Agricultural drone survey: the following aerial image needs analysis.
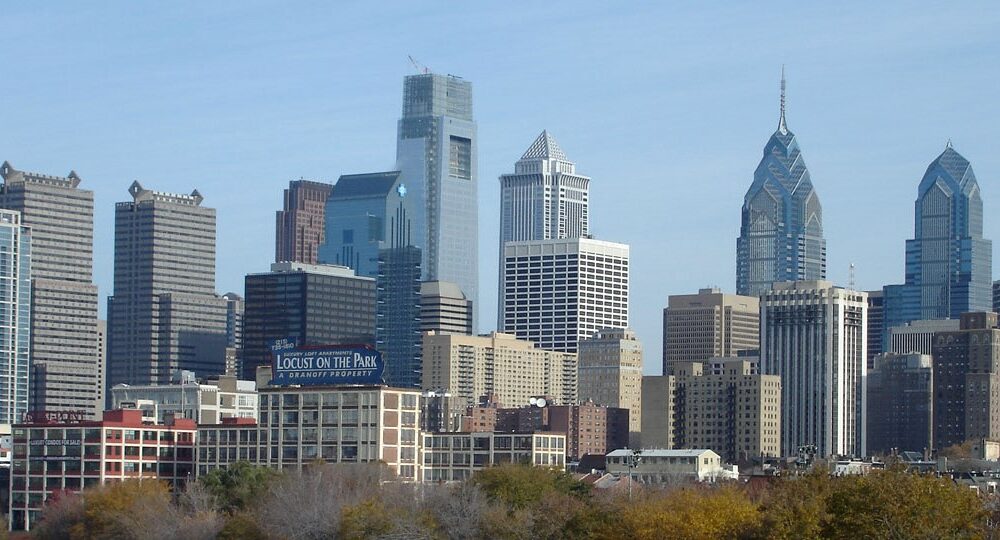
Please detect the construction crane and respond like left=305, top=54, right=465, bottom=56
left=408, top=55, right=430, bottom=74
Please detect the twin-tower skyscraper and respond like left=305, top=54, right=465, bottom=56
left=736, top=73, right=991, bottom=328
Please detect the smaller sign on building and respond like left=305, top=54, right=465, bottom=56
left=28, top=439, right=82, bottom=447
left=271, top=343, right=384, bottom=386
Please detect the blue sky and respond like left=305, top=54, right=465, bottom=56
left=2, top=2, right=999, bottom=373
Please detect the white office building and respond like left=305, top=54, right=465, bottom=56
left=500, top=238, right=628, bottom=353
left=761, top=281, right=867, bottom=458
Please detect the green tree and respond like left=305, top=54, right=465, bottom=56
left=197, top=461, right=278, bottom=513
left=470, top=463, right=590, bottom=510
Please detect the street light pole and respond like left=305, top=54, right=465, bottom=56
left=626, top=448, right=642, bottom=500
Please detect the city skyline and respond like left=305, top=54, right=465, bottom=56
left=3, top=2, right=999, bottom=371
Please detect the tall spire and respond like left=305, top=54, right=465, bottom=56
left=778, top=65, right=788, bottom=135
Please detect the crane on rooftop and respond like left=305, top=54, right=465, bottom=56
left=408, top=55, right=431, bottom=74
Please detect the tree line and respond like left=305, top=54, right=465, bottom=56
left=24, top=461, right=1000, bottom=539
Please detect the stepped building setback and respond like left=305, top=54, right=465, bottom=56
left=736, top=73, right=826, bottom=296
left=0, top=162, right=102, bottom=418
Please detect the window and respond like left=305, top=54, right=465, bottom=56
left=449, top=136, right=472, bottom=179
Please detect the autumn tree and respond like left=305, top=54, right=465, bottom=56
left=251, top=462, right=387, bottom=539
left=822, top=468, right=985, bottom=539
left=756, top=468, right=834, bottom=539
left=597, top=486, right=761, bottom=540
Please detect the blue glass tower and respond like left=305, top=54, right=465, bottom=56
left=317, top=170, right=423, bottom=387
left=318, top=171, right=415, bottom=278
left=737, top=74, right=826, bottom=296
left=396, top=74, right=478, bottom=329
left=883, top=145, right=992, bottom=332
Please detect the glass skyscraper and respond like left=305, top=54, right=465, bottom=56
left=396, top=74, right=478, bottom=328
left=0, top=210, right=31, bottom=426
left=318, top=171, right=414, bottom=278
left=737, top=76, right=826, bottom=296
left=883, top=145, right=992, bottom=331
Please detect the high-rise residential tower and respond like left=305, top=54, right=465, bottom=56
left=275, top=179, right=333, bottom=264
left=662, top=288, right=759, bottom=374
left=500, top=238, right=629, bottom=353
left=736, top=74, right=826, bottom=296
left=760, top=281, right=867, bottom=458
left=883, top=145, right=992, bottom=331
left=396, top=73, right=478, bottom=327
left=0, top=210, right=31, bottom=425
left=0, top=163, right=101, bottom=417
left=931, top=312, right=1000, bottom=449
left=577, top=328, right=643, bottom=444
left=107, top=182, right=228, bottom=388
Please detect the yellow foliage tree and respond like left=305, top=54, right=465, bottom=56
left=601, top=486, right=761, bottom=540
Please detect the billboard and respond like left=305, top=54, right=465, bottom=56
left=271, top=343, right=384, bottom=386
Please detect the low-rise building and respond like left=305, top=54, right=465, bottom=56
left=460, top=399, right=628, bottom=461
left=605, top=448, right=737, bottom=483
left=111, top=371, right=258, bottom=424
left=421, top=432, right=565, bottom=482
left=9, top=409, right=197, bottom=532
left=196, top=417, right=260, bottom=477
left=256, top=385, right=422, bottom=481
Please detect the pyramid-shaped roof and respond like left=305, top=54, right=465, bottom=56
left=520, top=130, right=568, bottom=161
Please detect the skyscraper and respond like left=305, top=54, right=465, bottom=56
left=760, top=281, right=867, bottom=457
left=736, top=74, right=826, bottom=296
left=318, top=171, right=415, bottom=278
left=376, top=246, right=422, bottom=388
left=107, top=182, right=228, bottom=387
left=396, top=73, right=478, bottom=327
left=883, top=145, right=992, bottom=331
left=662, top=288, right=759, bottom=374
left=317, top=169, right=421, bottom=387
left=275, top=179, right=333, bottom=264
left=0, top=162, right=101, bottom=417
left=0, top=210, right=31, bottom=425
left=500, top=238, right=629, bottom=353
left=499, top=130, right=589, bottom=246
left=866, top=290, right=884, bottom=370
left=498, top=131, right=590, bottom=327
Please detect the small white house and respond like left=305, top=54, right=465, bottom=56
left=606, top=448, right=738, bottom=483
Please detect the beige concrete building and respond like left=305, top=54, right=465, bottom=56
left=577, top=328, right=643, bottom=444
left=420, top=281, right=473, bottom=335
left=422, top=332, right=577, bottom=416
left=662, top=288, right=759, bottom=374
left=421, top=432, right=566, bottom=482
left=257, top=385, right=422, bottom=480
left=641, top=358, right=780, bottom=462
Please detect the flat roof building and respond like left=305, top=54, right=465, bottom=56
left=662, top=288, right=759, bottom=374
left=9, top=409, right=197, bottom=531
left=242, top=262, right=375, bottom=379
left=422, top=332, right=577, bottom=417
